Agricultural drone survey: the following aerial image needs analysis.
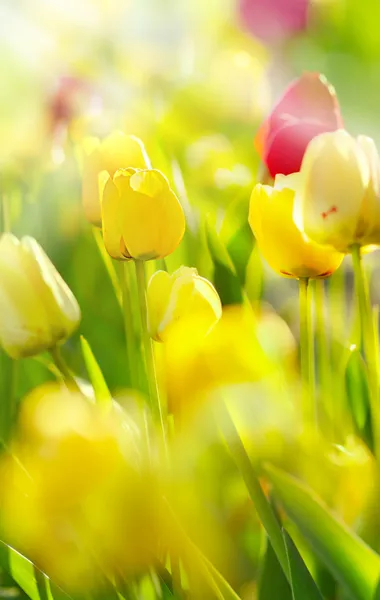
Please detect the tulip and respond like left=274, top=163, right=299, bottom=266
left=239, top=0, right=309, bottom=44
left=102, top=168, right=185, bottom=261
left=294, top=129, right=380, bottom=252
left=164, top=305, right=271, bottom=415
left=0, top=234, right=81, bottom=359
left=147, top=266, right=222, bottom=342
left=249, top=174, right=343, bottom=278
left=82, top=131, right=150, bottom=226
left=255, top=72, right=343, bottom=177
left=0, top=384, right=158, bottom=592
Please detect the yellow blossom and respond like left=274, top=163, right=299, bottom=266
left=82, top=131, right=150, bottom=226
left=0, top=234, right=80, bottom=359
left=294, top=129, right=380, bottom=252
left=102, top=168, right=185, bottom=261
left=0, top=384, right=158, bottom=593
left=249, top=174, right=343, bottom=278
left=147, top=266, right=222, bottom=342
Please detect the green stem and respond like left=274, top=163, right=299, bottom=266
left=351, top=244, right=380, bottom=458
left=134, top=260, right=167, bottom=451
left=50, top=346, right=81, bottom=393
left=314, top=279, right=331, bottom=435
left=120, top=262, right=138, bottom=389
left=218, top=401, right=290, bottom=582
left=299, top=278, right=316, bottom=428
left=92, top=226, right=122, bottom=307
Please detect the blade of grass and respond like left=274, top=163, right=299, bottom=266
left=80, top=335, right=112, bottom=405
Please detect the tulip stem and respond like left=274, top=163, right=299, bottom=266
left=314, top=279, right=331, bottom=434
left=351, top=244, right=380, bottom=458
left=134, top=260, right=167, bottom=452
left=299, top=278, right=316, bottom=428
left=50, top=346, right=81, bottom=393
left=217, top=400, right=290, bottom=582
left=120, top=262, right=139, bottom=389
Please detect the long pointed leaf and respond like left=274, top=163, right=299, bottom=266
left=283, top=531, right=323, bottom=600
left=80, top=335, right=112, bottom=405
left=258, top=541, right=292, bottom=600
left=266, top=465, right=380, bottom=600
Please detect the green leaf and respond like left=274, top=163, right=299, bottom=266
left=345, top=348, right=372, bottom=442
left=283, top=531, right=323, bottom=600
left=226, top=221, right=254, bottom=286
left=266, top=465, right=380, bottom=600
left=0, top=542, right=71, bottom=600
left=258, top=541, right=292, bottom=600
left=205, top=219, right=243, bottom=306
left=80, top=335, right=112, bottom=405
left=373, top=578, right=380, bottom=599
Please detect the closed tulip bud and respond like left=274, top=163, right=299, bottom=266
left=102, top=168, right=185, bottom=261
left=255, top=72, right=343, bottom=177
left=249, top=174, right=343, bottom=278
left=295, top=129, right=380, bottom=253
left=0, top=234, right=81, bottom=359
left=147, top=267, right=222, bottom=342
left=82, top=131, right=150, bottom=226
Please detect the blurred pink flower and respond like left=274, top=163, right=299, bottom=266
left=238, top=0, right=309, bottom=44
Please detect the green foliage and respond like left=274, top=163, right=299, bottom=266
left=283, top=531, right=323, bottom=600
left=267, top=465, right=380, bottom=600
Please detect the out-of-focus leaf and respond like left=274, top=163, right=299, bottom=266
left=266, top=465, right=380, bottom=600
left=345, top=348, right=371, bottom=443
left=258, top=541, right=292, bottom=600
left=80, top=335, right=112, bottom=405
left=226, top=221, right=254, bottom=286
left=373, top=578, right=380, bottom=599
left=0, top=542, right=71, bottom=600
left=283, top=531, right=323, bottom=600
left=205, top=219, right=243, bottom=305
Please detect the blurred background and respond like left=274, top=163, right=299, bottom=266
left=1, top=1, right=380, bottom=598
left=1, top=0, right=379, bottom=400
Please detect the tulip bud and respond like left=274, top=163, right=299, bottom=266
left=147, top=267, right=222, bottom=342
left=255, top=72, right=343, bottom=177
left=102, top=168, right=185, bottom=261
left=82, top=131, right=150, bottom=226
left=295, top=129, right=380, bottom=252
left=249, top=174, right=343, bottom=278
left=0, top=234, right=81, bottom=358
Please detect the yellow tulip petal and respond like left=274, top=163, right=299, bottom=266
left=101, top=132, right=150, bottom=175
left=0, top=234, right=54, bottom=357
left=356, top=135, right=380, bottom=244
left=82, top=146, right=103, bottom=226
left=147, top=270, right=173, bottom=341
left=101, top=175, right=131, bottom=260
left=120, top=170, right=185, bottom=260
left=249, top=182, right=343, bottom=278
left=297, top=130, right=370, bottom=252
left=21, top=237, right=81, bottom=340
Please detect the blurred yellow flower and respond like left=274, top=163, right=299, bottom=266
left=0, top=384, right=159, bottom=592
left=82, top=131, right=150, bottom=226
left=164, top=305, right=271, bottom=415
left=102, top=168, right=185, bottom=261
left=147, top=266, right=222, bottom=342
left=294, top=130, right=380, bottom=252
left=0, top=234, right=80, bottom=359
left=249, top=174, right=343, bottom=278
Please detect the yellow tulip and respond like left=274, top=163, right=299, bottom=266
left=164, top=305, right=271, bottom=416
left=249, top=174, right=343, bottom=278
left=0, top=234, right=80, bottom=359
left=0, top=384, right=159, bottom=592
left=82, top=131, right=150, bottom=226
left=295, top=129, right=380, bottom=252
left=102, top=168, right=185, bottom=261
left=147, top=266, right=222, bottom=342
